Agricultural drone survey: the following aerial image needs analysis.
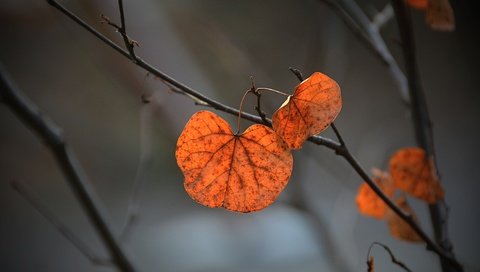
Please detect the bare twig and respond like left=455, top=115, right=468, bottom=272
left=250, top=77, right=269, bottom=125
left=10, top=180, right=112, bottom=267
left=43, top=0, right=458, bottom=266
left=100, top=0, right=138, bottom=61
left=367, top=242, right=412, bottom=272
left=318, top=0, right=409, bottom=102
left=391, top=1, right=461, bottom=271
left=45, top=0, right=338, bottom=148
left=0, top=65, right=137, bottom=272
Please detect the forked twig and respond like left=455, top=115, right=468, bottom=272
left=100, top=0, right=138, bottom=61
left=250, top=77, right=269, bottom=125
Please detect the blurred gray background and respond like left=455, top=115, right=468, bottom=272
left=1, top=0, right=479, bottom=271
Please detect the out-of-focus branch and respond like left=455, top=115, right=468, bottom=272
left=318, top=0, right=409, bottom=102
left=391, top=1, right=461, bottom=272
left=10, top=180, right=112, bottom=267
left=0, top=65, right=137, bottom=272
left=120, top=100, right=154, bottom=242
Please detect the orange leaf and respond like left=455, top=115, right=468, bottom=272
left=175, top=111, right=293, bottom=213
left=386, top=195, right=423, bottom=243
left=356, top=169, right=395, bottom=219
left=389, top=147, right=444, bottom=204
left=426, top=0, right=455, bottom=31
left=272, top=72, right=342, bottom=149
left=406, top=0, right=428, bottom=10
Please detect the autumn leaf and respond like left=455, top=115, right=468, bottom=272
left=426, top=0, right=455, bottom=31
left=175, top=110, right=293, bottom=213
left=389, top=147, right=444, bottom=204
left=386, top=195, right=423, bottom=243
left=406, top=0, right=428, bottom=10
left=272, top=72, right=342, bottom=149
left=356, top=169, right=395, bottom=219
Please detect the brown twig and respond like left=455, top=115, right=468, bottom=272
left=100, top=0, right=138, bottom=61
left=0, top=65, right=137, bottom=272
left=391, top=1, right=461, bottom=271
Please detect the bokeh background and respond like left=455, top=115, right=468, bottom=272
left=1, top=0, right=479, bottom=271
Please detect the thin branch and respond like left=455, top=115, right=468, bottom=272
left=250, top=77, right=269, bottom=125
left=43, top=0, right=458, bottom=266
left=45, top=0, right=337, bottom=149
left=391, top=1, right=461, bottom=271
left=0, top=65, right=137, bottom=272
left=10, top=180, right=112, bottom=267
left=318, top=0, right=409, bottom=103
left=120, top=101, right=154, bottom=242
left=367, top=242, right=412, bottom=272
left=100, top=13, right=138, bottom=61
left=330, top=122, right=345, bottom=147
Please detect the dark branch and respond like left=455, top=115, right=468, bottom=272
left=0, top=65, right=137, bottom=272
left=10, top=180, right=112, bottom=267
left=391, top=1, right=461, bottom=271
left=330, top=122, right=345, bottom=147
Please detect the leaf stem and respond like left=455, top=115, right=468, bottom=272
left=255, top=87, right=289, bottom=97
left=235, top=89, right=253, bottom=135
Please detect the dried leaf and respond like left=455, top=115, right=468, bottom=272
left=426, top=0, right=455, bottom=31
left=386, top=195, right=423, bottom=243
left=389, top=147, right=444, bottom=204
left=356, top=169, right=395, bottom=219
left=175, top=111, right=293, bottom=213
left=272, top=72, right=342, bottom=149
